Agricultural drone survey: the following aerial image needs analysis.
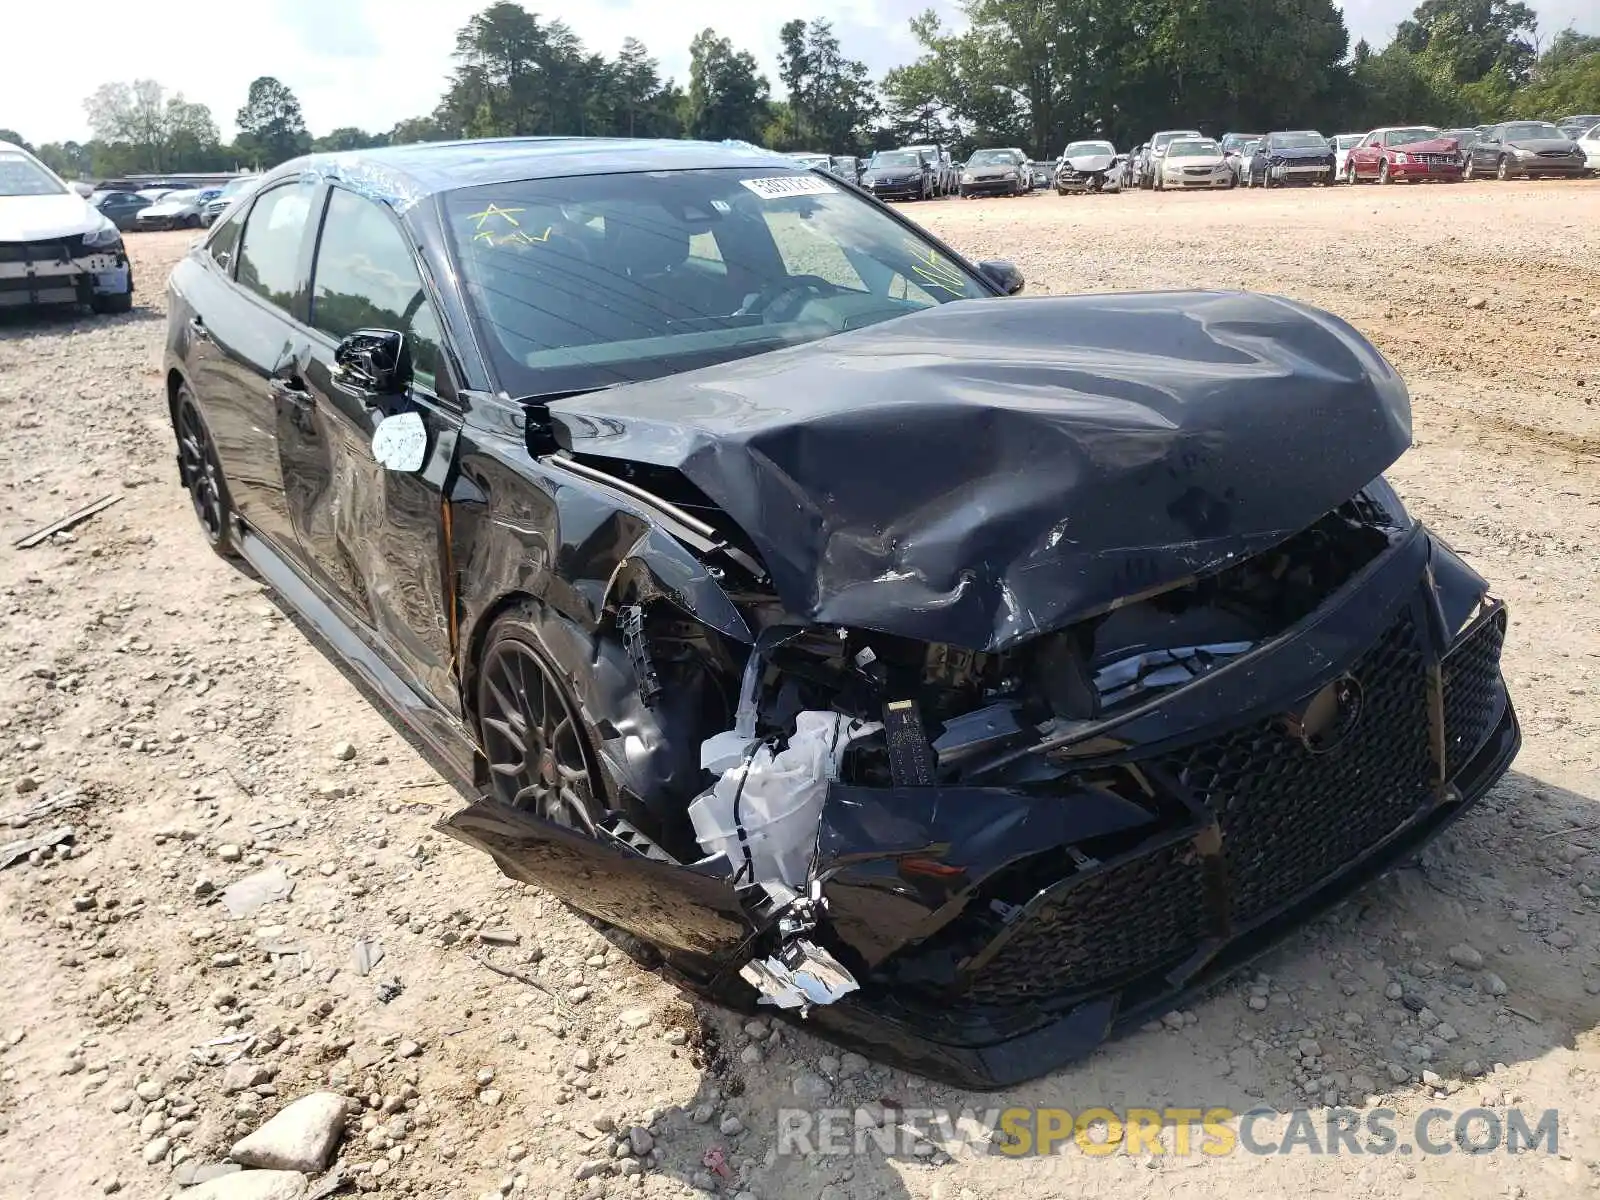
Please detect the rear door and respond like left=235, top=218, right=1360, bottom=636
left=278, top=183, right=464, bottom=716
left=182, top=176, right=321, bottom=569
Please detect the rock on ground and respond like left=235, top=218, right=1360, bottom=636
left=178, top=1170, right=308, bottom=1200
left=230, top=1092, right=348, bottom=1174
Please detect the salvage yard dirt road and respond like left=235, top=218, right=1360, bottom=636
left=2, top=180, right=1598, bottom=1200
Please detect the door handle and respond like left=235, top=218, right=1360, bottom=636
left=188, top=316, right=212, bottom=343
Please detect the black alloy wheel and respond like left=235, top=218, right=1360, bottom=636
left=176, top=387, right=233, bottom=556
left=477, top=620, right=604, bottom=832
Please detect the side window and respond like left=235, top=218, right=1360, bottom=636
left=207, top=204, right=246, bottom=273
left=236, top=181, right=316, bottom=311
left=310, top=187, right=442, bottom=390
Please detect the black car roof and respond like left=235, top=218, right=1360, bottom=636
left=258, top=137, right=798, bottom=210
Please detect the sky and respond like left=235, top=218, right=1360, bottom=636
left=2, top=0, right=1595, bottom=145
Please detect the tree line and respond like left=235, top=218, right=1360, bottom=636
left=4, top=0, right=1597, bottom=180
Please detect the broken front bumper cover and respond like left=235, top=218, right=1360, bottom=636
left=0, top=244, right=130, bottom=307
left=440, top=524, right=1518, bottom=1090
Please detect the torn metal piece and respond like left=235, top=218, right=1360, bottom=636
left=620, top=604, right=663, bottom=707
left=931, top=703, right=1028, bottom=767
left=218, top=864, right=295, bottom=919
left=0, top=824, right=74, bottom=869
left=739, top=939, right=860, bottom=1013
left=2, top=788, right=83, bottom=830
left=13, top=494, right=122, bottom=549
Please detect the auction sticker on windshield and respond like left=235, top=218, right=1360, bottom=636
left=741, top=176, right=837, bottom=200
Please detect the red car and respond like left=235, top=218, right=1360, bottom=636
left=1345, top=126, right=1464, bottom=184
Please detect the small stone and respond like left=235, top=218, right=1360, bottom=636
left=396, top=1040, right=421, bottom=1058
left=628, top=1126, right=654, bottom=1156
left=739, top=1044, right=763, bottom=1066
left=1421, top=1069, right=1442, bottom=1087
left=218, top=844, right=243, bottom=863
left=1447, top=943, right=1484, bottom=970
left=1161, top=1010, right=1185, bottom=1031
left=792, top=1071, right=831, bottom=1102
left=1384, top=981, right=1404, bottom=1001
left=618, top=1008, right=653, bottom=1030
left=476, top=1067, right=496, bottom=1086
left=143, top=1136, right=171, bottom=1165
left=720, top=1114, right=744, bottom=1136
left=1298, top=1039, right=1322, bottom=1058
left=820, top=1187, right=847, bottom=1200
left=1351, top=1074, right=1376, bottom=1095
left=572, top=1048, right=595, bottom=1072
left=1483, top=972, right=1509, bottom=997
left=107, top=1091, right=135, bottom=1114
left=332, top=742, right=357, bottom=761
left=839, top=1052, right=868, bottom=1078
left=1466, top=296, right=1487, bottom=310
left=1247, top=995, right=1268, bottom=1011
left=223, top=1062, right=272, bottom=1094
left=1387, top=1064, right=1410, bottom=1084
left=1435, top=1022, right=1459, bottom=1043
left=1545, top=929, right=1575, bottom=949
left=479, top=1089, right=502, bottom=1107
left=176, top=1170, right=306, bottom=1200
left=135, top=1079, right=164, bottom=1102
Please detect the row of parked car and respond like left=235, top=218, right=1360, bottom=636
left=87, top=175, right=263, bottom=232
left=1081, top=114, right=1600, bottom=195
left=786, top=146, right=1053, bottom=202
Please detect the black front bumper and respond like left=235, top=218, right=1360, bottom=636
left=792, top=528, right=1520, bottom=1089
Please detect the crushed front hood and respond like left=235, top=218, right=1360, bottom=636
left=1065, top=155, right=1114, bottom=171
left=548, top=291, right=1412, bottom=651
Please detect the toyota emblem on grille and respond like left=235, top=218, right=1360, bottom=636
left=1285, top=675, right=1364, bottom=754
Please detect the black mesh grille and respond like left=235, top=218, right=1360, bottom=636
left=963, top=840, right=1205, bottom=1005
left=1442, top=608, right=1507, bottom=777
left=1165, top=606, right=1433, bottom=925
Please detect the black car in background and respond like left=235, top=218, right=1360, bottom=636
left=162, top=137, right=1516, bottom=1089
left=1467, top=121, right=1589, bottom=179
left=862, top=147, right=936, bottom=200
left=91, top=189, right=153, bottom=231
left=1245, top=130, right=1337, bottom=186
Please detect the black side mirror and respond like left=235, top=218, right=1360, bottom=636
left=334, top=329, right=411, bottom=398
left=977, top=259, right=1025, bottom=296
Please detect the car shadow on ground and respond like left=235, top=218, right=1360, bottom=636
left=0, top=303, right=163, bottom=340
left=241, top=561, right=1596, bottom=1188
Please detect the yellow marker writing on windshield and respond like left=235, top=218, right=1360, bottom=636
left=465, top=203, right=525, bottom=231
left=903, top=240, right=967, bottom=296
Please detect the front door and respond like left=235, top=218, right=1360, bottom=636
left=278, top=183, right=463, bottom=717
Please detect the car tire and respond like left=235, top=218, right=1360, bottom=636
left=1496, top=155, right=1512, bottom=181
left=1261, top=167, right=1271, bottom=189
left=1379, top=159, right=1391, bottom=184
left=92, top=289, right=134, bottom=315
left=1463, top=157, right=1476, bottom=180
left=1346, top=161, right=1359, bottom=185
left=474, top=602, right=610, bottom=832
left=174, top=383, right=235, bottom=558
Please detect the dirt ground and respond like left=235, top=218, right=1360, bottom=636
left=2, top=179, right=1598, bottom=1200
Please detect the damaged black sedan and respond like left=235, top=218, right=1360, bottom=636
left=163, top=138, right=1518, bottom=1089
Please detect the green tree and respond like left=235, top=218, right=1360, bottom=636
left=388, top=115, right=449, bottom=145
left=437, top=2, right=590, bottom=137
left=772, top=18, right=878, bottom=151
left=0, top=129, right=33, bottom=152
left=685, top=28, right=770, bottom=143
left=313, top=127, right=389, bottom=153
left=1514, top=31, right=1600, bottom=117
left=84, top=80, right=223, bottom=172
left=1395, top=0, right=1538, bottom=86
left=236, top=77, right=310, bottom=167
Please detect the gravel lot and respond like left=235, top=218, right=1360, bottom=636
left=2, top=180, right=1598, bottom=1200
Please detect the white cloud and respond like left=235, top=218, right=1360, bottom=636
left=1, top=0, right=1594, bottom=146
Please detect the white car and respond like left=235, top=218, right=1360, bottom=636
left=1579, top=122, right=1600, bottom=172
left=1331, top=133, right=1365, bottom=180
left=1157, top=137, right=1234, bottom=189
left=134, top=187, right=221, bottom=232
left=0, top=139, right=133, bottom=313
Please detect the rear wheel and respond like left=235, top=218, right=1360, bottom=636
left=476, top=608, right=607, bottom=830
left=175, top=384, right=235, bottom=557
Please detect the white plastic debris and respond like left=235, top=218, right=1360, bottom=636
left=690, top=711, right=879, bottom=887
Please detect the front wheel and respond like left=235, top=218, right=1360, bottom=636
left=1346, top=161, right=1359, bottom=185
left=476, top=605, right=609, bottom=831
left=1261, top=168, right=1271, bottom=189
left=1379, top=159, right=1391, bottom=184
left=1463, top=156, right=1476, bottom=180
left=174, top=384, right=235, bottom=558
left=1496, top=156, right=1512, bottom=181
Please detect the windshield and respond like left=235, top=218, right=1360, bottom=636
left=1167, top=140, right=1220, bottom=158
left=1335, top=134, right=1364, bottom=149
left=1382, top=128, right=1437, bottom=146
left=0, top=150, right=66, bottom=197
left=1065, top=142, right=1114, bottom=157
left=444, top=167, right=990, bottom=398
left=156, top=190, right=200, bottom=205
left=1268, top=132, right=1326, bottom=149
left=966, top=150, right=1017, bottom=166
left=218, top=177, right=255, bottom=198
left=1503, top=122, right=1564, bottom=141
left=1151, top=132, right=1199, bottom=151
left=870, top=151, right=921, bottom=169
